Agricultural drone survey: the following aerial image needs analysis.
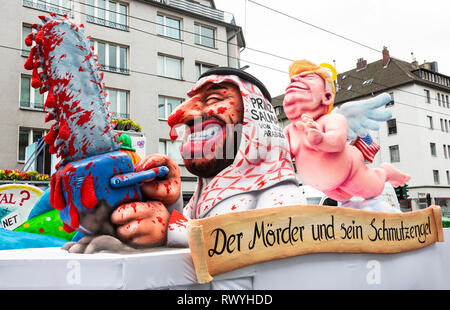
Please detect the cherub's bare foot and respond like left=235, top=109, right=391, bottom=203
left=379, top=163, right=410, bottom=187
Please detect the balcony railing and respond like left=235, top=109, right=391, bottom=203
left=111, top=112, right=130, bottom=120
left=100, top=64, right=130, bottom=75
left=86, top=15, right=129, bottom=31
left=23, top=0, right=72, bottom=17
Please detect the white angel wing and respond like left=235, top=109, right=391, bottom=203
left=332, top=93, right=393, bottom=140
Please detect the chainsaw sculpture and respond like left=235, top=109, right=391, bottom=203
left=24, top=14, right=168, bottom=235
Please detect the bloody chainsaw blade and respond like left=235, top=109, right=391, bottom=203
left=24, top=14, right=168, bottom=233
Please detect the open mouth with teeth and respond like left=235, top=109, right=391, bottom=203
left=180, top=119, right=226, bottom=158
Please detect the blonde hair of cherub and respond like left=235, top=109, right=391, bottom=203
left=288, top=60, right=336, bottom=114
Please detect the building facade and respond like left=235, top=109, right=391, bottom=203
left=0, top=0, right=245, bottom=203
left=272, top=48, right=450, bottom=215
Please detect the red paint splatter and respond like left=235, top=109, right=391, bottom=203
left=39, top=228, right=44, bottom=233
left=168, top=210, right=187, bottom=228
left=217, top=107, right=226, bottom=114
left=80, top=174, right=97, bottom=209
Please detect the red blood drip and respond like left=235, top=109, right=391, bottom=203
left=49, top=145, right=57, bottom=154
left=80, top=174, right=98, bottom=209
left=169, top=127, right=178, bottom=141
left=24, top=47, right=36, bottom=70
left=59, top=118, right=70, bottom=140
left=44, top=91, right=56, bottom=109
left=52, top=179, right=66, bottom=211
left=35, top=30, right=44, bottom=45
left=25, top=33, right=34, bottom=47
left=62, top=223, right=74, bottom=233
left=31, top=67, right=42, bottom=88
left=44, top=125, right=57, bottom=145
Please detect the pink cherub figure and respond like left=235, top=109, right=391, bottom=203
left=283, top=60, right=410, bottom=202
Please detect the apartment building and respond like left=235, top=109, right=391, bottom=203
left=272, top=47, right=450, bottom=214
left=0, top=0, right=245, bottom=203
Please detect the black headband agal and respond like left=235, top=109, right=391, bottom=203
left=199, top=67, right=272, bottom=103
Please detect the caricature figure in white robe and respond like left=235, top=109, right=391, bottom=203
left=166, top=68, right=306, bottom=247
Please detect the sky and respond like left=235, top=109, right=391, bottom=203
left=214, top=0, right=450, bottom=97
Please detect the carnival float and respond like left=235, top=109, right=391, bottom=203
left=0, top=14, right=448, bottom=290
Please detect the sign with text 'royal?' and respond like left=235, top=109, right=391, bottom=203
left=187, top=205, right=444, bottom=283
left=0, top=184, right=43, bottom=230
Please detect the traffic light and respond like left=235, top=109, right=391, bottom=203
left=395, top=184, right=409, bottom=200
left=401, top=184, right=409, bottom=199
left=395, top=186, right=404, bottom=200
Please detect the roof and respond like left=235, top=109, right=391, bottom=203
left=335, top=57, right=450, bottom=104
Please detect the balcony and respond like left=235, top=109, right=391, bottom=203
left=23, top=0, right=72, bottom=17
left=86, top=15, right=129, bottom=31
left=154, top=0, right=236, bottom=24
left=111, top=112, right=130, bottom=120
left=100, top=64, right=130, bottom=75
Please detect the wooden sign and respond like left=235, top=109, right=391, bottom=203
left=187, top=205, right=444, bottom=283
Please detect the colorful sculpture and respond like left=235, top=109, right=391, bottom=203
left=166, top=67, right=306, bottom=246
left=24, top=14, right=169, bottom=237
left=283, top=60, right=410, bottom=202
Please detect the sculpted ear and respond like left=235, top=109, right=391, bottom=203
left=322, top=91, right=335, bottom=107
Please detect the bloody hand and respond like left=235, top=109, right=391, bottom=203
left=134, top=154, right=181, bottom=206
left=111, top=201, right=170, bottom=246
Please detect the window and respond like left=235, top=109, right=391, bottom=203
left=157, top=14, right=181, bottom=40
left=158, top=54, right=182, bottom=79
left=106, top=88, right=129, bottom=119
left=430, top=143, right=437, bottom=157
left=159, top=140, right=184, bottom=165
left=23, top=0, right=72, bottom=16
left=18, top=127, right=46, bottom=162
left=22, top=25, right=33, bottom=57
left=389, top=145, right=400, bottom=162
left=194, top=23, right=215, bottom=48
left=362, top=78, right=373, bottom=86
left=20, top=76, right=46, bottom=109
left=427, top=115, right=433, bottom=129
left=433, top=170, right=440, bottom=185
left=195, top=62, right=216, bottom=80
left=440, top=118, right=444, bottom=131
left=91, top=40, right=128, bottom=74
left=444, top=144, right=448, bottom=159
left=437, top=93, right=441, bottom=106
left=446, top=120, right=449, bottom=133
left=424, top=89, right=430, bottom=103
left=386, top=92, right=394, bottom=107
left=447, top=171, right=450, bottom=185
left=446, top=95, right=449, bottom=108
left=158, top=96, right=182, bottom=120
left=86, top=0, right=128, bottom=31
left=387, top=119, right=397, bottom=135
